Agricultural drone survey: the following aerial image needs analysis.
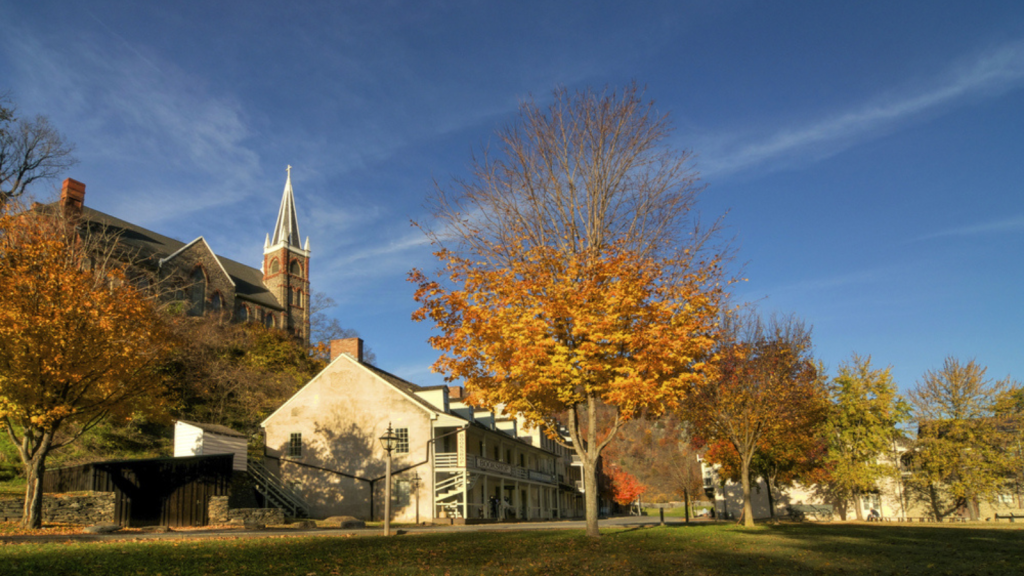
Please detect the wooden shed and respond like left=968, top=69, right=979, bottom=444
left=43, top=453, right=232, bottom=527
left=173, top=420, right=248, bottom=471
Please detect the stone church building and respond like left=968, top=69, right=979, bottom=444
left=54, top=168, right=311, bottom=341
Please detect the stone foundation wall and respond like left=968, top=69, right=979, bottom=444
left=209, top=495, right=229, bottom=523
left=208, top=495, right=285, bottom=525
left=0, top=492, right=115, bottom=524
left=227, top=507, right=285, bottom=525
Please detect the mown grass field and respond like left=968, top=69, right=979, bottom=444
left=1, top=522, right=1022, bottom=576
left=643, top=506, right=709, bottom=517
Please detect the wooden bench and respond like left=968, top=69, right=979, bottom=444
left=995, top=513, right=1024, bottom=523
left=787, top=505, right=834, bottom=522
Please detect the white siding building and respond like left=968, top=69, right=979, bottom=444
left=174, top=420, right=248, bottom=472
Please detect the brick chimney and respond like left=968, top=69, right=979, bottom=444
left=331, top=337, right=363, bottom=363
left=448, top=386, right=464, bottom=401
left=60, top=178, right=86, bottom=215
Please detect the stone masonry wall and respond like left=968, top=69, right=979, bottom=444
left=0, top=492, right=115, bottom=524
left=209, top=496, right=229, bottom=523
left=208, top=495, right=285, bottom=525
left=227, top=507, right=285, bottom=525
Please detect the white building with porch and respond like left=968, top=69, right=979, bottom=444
left=260, top=338, right=586, bottom=523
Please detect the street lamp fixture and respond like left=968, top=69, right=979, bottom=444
left=379, top=423, right=398, bottom=537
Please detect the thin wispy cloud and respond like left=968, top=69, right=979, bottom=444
left=330, top=232, right=432, bottom=268
left=747, top=267, right=888, bottom=300
left=0, top=25, right=263, bottom=226
left=311, top=230, right=434, bottom=299
left=916, top=215, right=1024, bottom=241
left=703, top=40, right=1024, bottom=176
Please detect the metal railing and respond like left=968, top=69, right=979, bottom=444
left=435, top=453, right=556, bottom=484
left=435, top=453, right=459, bottom=468
left=434, top=473, right=465, bottom=500
left=247, top=460, right=309, bottom=518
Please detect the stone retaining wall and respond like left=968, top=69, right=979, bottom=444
left=0, top=492, right=115, bottom=524
left=208, top=495, right=285, bottom=525
left=209, top=495, right=229, bottom=523
left=227, top=507, right=285, bottom=525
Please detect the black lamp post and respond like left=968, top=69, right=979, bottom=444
left=379, top=423, right=398, bottom=537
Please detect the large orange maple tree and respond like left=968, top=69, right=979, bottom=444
left=412, top=83, right=728, bottom=537
left=412, top=242, right=724, bottom=535
left=0, top=203, right=169, bottom=528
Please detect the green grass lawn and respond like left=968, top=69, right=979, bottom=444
left=1, top=523, right=1022, bottom=576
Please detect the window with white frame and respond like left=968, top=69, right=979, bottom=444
left=395, top=428, right=409, bottom=454
left=998, top=493, right=1015, bottom=505
left=288, top=433, right=302, bottom=457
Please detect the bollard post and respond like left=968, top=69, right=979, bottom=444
left=660, top=507, right=665, bottom=526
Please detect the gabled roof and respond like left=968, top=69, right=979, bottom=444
left=261, top=353, right=446, bottom=427
left=176, top=419, right=247, bottom=438
left=360, top=362, right=448, bottom=413
left=74, top=206, right=282, bottom=310
left=261, top=355, right=562, bottom=457
left=159, top=236, right=236, bottom=288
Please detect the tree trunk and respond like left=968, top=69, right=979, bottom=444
left=683, top=488, right=691, bottom=523
left=22, top=455, right=46, bottom=529
left=740, top=457, right=754, bottom=527
left=766, top=477, right=776, bottom=522
left=928, top=484, right=944, bottom=520
left=583, top=458, right=600, bottom=537
left=852, top=489, right=864, bottom=521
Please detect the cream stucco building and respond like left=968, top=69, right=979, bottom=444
left=261, top=338, right=587, bottom=523
left=701, top=451, right=1023, bottom=521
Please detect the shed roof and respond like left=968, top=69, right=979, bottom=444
left=176, top=420, right=247, bottom=438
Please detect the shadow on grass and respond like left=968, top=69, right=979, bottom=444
left=3, top=523, right=1023, bottom=576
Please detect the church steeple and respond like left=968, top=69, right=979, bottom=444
left=262, top=166, right=311, bottom=342
left=270, top=165, right=302, bottom=250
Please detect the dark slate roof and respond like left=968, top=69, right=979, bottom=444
left=177, top=420, right=248, bottom=438
left=359, top=362, right=447, bottom=414
left=356, top=361, right=552, bottom=451
left=75, top=206, right=282, bottom=310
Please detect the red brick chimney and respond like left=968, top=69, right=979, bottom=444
left=331, top=337, right=363, bottom=363
left=448, top=386, right=464, bottom=401
left=60, top=178, right=86, bottom=215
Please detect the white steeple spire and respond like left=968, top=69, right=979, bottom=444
left=269, top=165, right=302, bottom=250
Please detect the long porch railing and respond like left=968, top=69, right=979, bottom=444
left=435, top=452, right=548, bottom=483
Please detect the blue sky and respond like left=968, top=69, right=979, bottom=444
left=2, top=1, right=1021, bottom=394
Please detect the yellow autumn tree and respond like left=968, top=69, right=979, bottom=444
left=411, top=83, right=728, bottom=537
left=0, top=202, right=169, bottom=528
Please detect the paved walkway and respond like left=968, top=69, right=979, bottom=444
left=1, top=516, right=713, bottom=545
